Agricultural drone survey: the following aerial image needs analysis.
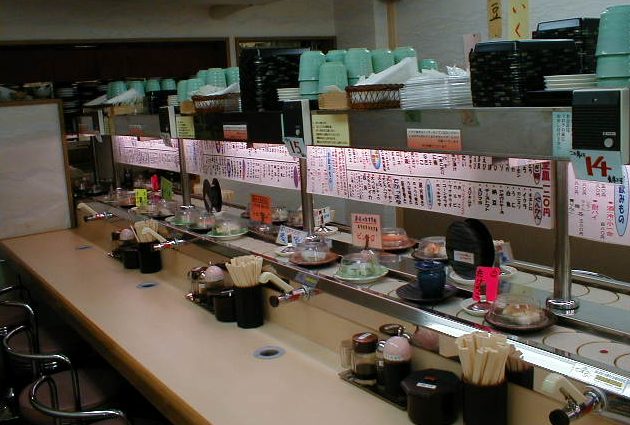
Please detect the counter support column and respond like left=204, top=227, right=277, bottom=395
left=547, top=160, right=579, bottom=312
left=177, top=138, right=192, bottom=206
left=299, top=157, right=314, bottom=234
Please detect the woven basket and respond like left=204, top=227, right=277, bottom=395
left=192, top=93, right=241, bottom=112
left=345, top=84, right=403, bottom=109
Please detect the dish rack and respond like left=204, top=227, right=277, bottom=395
left=345, top=84, right=403, bottom=110
left=192, top=93, right=241, bottom=112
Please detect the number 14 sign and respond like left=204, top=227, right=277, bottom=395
left=570, top=149, right=625, bottom=185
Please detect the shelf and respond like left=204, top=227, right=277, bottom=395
left=193, top=111, right=283, bottom=143
left=313, top=107, right=571, bottom=160
left=111, top=114, right=162, bottom=138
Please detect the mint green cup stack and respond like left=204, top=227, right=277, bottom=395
left=371, top=48, right=395, bottom=73
left=299, top=50, right=325, bottom=100
left=596, top=5, right=630, bottom=87
left=318, top=61, right=349, bottom=93
left=345, top=48, right=373, bottom=84
left=326, top=49, right=347, bottom=63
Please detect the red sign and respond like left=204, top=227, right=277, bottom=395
left=473, top=266, right=500, bottom=302
left=251, top=194, right=272, bottom=224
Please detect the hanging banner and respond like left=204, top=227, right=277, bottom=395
left=487, top=0, right=503, bottom=38
left=508, top=0, right=530, bottom=39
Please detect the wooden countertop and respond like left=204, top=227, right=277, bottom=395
left=0, top=229, right=410, bottom=425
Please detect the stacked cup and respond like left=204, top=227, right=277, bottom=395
left=345, top=48, right=373, bottom=86
left=225, top=67, right=240, bottom=86
left=186, top=78, right=204, bottom=99
left=371, top=48, right=395, bottom=73
left=596, top=5, right=630, bottom=87
left=394, top=46, right=418, bottom=63
left=299, top=50, right=326, bottom=100
left=326, top=49, right=347, bottom=63
left=318, top=61, right=349, bottom=94
left=206, top=68, right=227, bottom=88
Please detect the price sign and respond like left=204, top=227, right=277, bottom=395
left=570, top=149, right=624, bottom=184
left=161, top=177, right=173, bottom=201
left=276, top=225, right=308, bottom=246
left=407, top=129, right=462, bottom=151
left=128, top=124, right=145, bottom=137
left=223, top=124, right=248, bottom=141
left=251, top=194, right=272, bottom=224
left=135, top=189, right=148, bottom=207
left=351, top=213, right=382, bottom=249
left=314, top=207, right=332, bottom=226
left=473, top=266, right=501, bottom=302
left=283, top=136, right=307, bottom=158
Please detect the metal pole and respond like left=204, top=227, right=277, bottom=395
left=177, top=138, right=192, bottom=206
left=299, top=157, right=314, bottom=233
left=547, top=160, right=579, bottom=312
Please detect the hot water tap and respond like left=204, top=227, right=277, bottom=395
left=542, top=373, right=607, bottom=425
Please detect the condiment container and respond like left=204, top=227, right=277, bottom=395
left=213, top=289, right=236, bottom=322
left=351, top=332, right=378, bottom=386
left=401, top=369, right=461, bottom=425
left=383, top=336, right=412, bottom=399
left=415, top=260, right=446, bottom=298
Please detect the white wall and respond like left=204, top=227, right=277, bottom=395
left=396, top=0, right=630, bottom=67
left=0, top=0, right=334, bottom=41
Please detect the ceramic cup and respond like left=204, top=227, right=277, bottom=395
left=326, top=49, right=347, bottom=63
left=186, top=78, right=204, bottom=99
left=299, top=80, right=319, bottom=95
left=597, top=53, right=630, bottom=78
left=371, top=48, right=395, bottom=73
left=128, top=80, right=145, bottom=96
left=109, top=81, right=128, bottom=99
left=299, top=50, right=326, bottom=81
left=420, top=58, right=439, bottom=71
left=161, top=78, right=177, bottom=91
left=597, top=77, right=630, bottom=87
left=206, top=68, right=227, bottom=88
left=196, top=69, right=210, bottom=84
left=345, top=47, right=373, bottom=78
left=394, top=46, right=417, bottom=63
left=225, top=67, right=240, bottom=86
left=318, top=61, right=349, bottom=93
left=596, top=5, right=630, bottom=56
left=146, top=79, right=161, bottom=92
left=177, top=80, right=188, bottom=102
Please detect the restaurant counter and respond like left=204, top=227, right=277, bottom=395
left=0, top=225, right=618, bottom=425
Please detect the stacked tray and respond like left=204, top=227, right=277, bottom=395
left=533, top=17, right=599, bottom=74
left=470, top=39, right=579, bottom=107
left=400, top=76, right=472, bottom=109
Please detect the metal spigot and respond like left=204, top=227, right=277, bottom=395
left=542, top=374, right=607, bottom=425
left=83, top=212, right=114, bottom=222
left=269, top=286, right=320, bottom=307
left=152, top=239, right=186, bottom=251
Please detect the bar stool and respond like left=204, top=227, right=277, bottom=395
left=3, top=325, right=122, bottom=425
left=30, top=375, right=128, bottom=424
left=0, top=285, right=31, bottom=337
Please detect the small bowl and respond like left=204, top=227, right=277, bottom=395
left=212, top=216, right=245, bottom=236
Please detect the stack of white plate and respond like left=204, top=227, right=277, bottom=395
left=400, top=76, right=472, bottom=109
left=277, top=87, right=300, bottom=102
left=544, top=74, right=596, bottom=91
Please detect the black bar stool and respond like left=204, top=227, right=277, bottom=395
left=30, top=375, right=128, bottom=424
left=3, top=325, right=122, bottom=425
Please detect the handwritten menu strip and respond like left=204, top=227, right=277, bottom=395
left=508, top=0, right=530, bottom=40
left=487, top=0, right=503, bottom=39
left=113, top=136, right=180, bottom=172
left=339, top=149, right=554, bottom=229
left=568, top=165, right=630, bottom=246
left=306, top=146, right=349, bottom=198
left=198, top=140, right=300, bottom=190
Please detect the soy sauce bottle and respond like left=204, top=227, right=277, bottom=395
left=351, top=332, right=378, bottom=386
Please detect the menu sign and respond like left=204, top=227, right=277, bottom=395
left=351, top=213, right=382, bottom=249
left=407, top=129, right=462, bottom=151
left=251, top=194, right=272, bottom=224
left=135, top=189, right=148, bottom=207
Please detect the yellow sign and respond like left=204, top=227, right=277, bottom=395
left=487, top=0, right=502, bottom=39
left=312, top=114, right=350, bottom=147
left=135, top=189, right=148, bottom=207
left=175, top=115, right=196, bottom=139
left=509, top=0, right=530, bottom=40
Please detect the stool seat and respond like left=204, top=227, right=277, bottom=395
left=19, top=368, right=122, bottom=425
left=92, top=420, right=128, bottom=425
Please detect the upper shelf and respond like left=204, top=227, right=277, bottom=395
left=103, top=106, right=571, bottom=160
left=313, top=107, right=571, bottom=160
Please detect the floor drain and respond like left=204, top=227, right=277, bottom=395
left=253, top=346, right=285, bottom=360
left=137, top=282, right=158, bottom=289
